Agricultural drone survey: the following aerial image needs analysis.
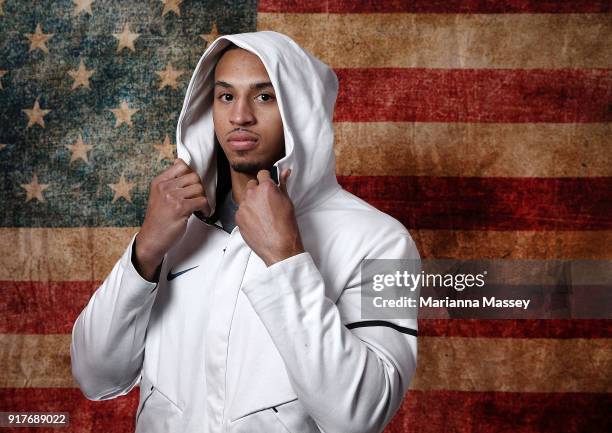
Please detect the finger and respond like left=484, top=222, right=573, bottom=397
left=184, top=196, right=211, bottom=217
left=256, top=169, right=272, bottom=185
left=279, top=168, right=291, bottom=195
left=158, top=158, right=192, bottom=182
left=168, top=172, right=204, bottom=190
left=176, top=182, right=205, bottom=199
left=246, top=178, right=258, bottom=190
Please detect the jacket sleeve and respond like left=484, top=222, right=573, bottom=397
left=70, top=231, right=163, bottom=400
left=241, top=232, right=420, bottom=433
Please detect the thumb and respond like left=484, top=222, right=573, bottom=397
left=279, top=168, right=291, bottom=195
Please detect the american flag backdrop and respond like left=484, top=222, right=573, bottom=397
left=1, top=1, right=611, bottom=432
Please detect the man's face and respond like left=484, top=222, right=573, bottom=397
left=213, top=48, right=285, bottom=175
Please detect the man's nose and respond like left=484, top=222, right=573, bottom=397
left=230, top=98, right=255, bottom=125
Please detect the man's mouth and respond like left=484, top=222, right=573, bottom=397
left=228, top=138, right=258, bottom=151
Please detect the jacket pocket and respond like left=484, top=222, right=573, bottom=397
left=135, top=375, right=154, bottom=425
left=135, top=375, right=183, bottom=433
left=270, top=398, right=322, bottom=433
left=229, top=398, right=320, bottom=433
left=228, top=400, right=292, bottom=433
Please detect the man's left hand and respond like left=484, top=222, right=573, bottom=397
left=236, top=168, right=305, bottom=267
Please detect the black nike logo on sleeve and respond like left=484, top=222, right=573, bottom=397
left=167, top=265, right=199, bottom=281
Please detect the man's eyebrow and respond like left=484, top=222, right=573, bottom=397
left=214, top=80, right=274, bottom=90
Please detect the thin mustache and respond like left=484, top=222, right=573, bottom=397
left=228, top=128, right=258, bottom=136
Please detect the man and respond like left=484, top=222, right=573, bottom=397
left=71, top=31, right=420, bottom=433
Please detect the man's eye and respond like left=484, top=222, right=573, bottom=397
left=257, top=93, right=275, bottom=102
left=217, top=93, right=275, bottom=102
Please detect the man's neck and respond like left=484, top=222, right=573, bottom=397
left=229, top=169, right=257, bottom=205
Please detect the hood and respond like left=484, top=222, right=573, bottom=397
left=175, top=30, right=341, bottom=223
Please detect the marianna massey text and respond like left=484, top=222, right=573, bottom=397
left=374, top=296, right=531, bottom=310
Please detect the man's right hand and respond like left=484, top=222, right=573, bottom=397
left=134, top=158, right=211, bottom=281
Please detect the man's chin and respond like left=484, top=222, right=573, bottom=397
left=230, top=160, right=270, bottom=175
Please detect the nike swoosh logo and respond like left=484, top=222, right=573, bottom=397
left=167, top=265, right=199, bottom=281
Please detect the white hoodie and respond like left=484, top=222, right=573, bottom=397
left=71, top=31, right=420, bottom=433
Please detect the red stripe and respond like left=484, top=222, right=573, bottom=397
left=0, top=280, right=94, bottom=334
left=1, top=389, right=610, bottom=433
left=419, top=319, right=612, bottom=339
left=389, top=390, right=612, bottom=433
left=338, top=176, right=612, bottom=230
left=334, top=69, right=612, bottom=123
left=2, top=280, right=610, bottom=338
left=258, top=0, right=611, bottom=13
